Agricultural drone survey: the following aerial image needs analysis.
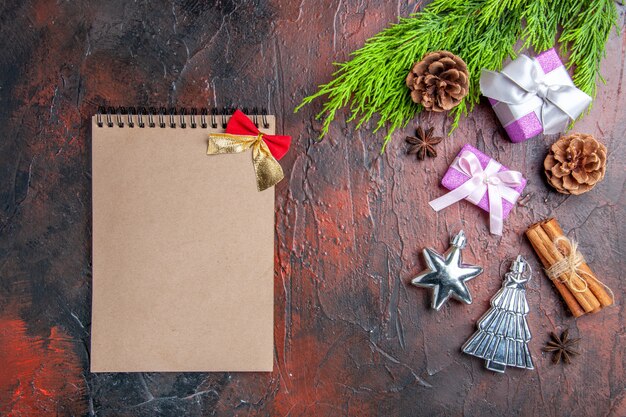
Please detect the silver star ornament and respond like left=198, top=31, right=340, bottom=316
left=411, top=230, right=483, bottom=311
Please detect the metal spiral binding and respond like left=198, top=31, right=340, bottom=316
left=96, top=106, right=270, bottom=129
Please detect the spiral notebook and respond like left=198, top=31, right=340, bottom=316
left=91, top=108, right=275, bottom=372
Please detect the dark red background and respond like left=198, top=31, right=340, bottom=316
left=0, top=1, right=624, bottom=416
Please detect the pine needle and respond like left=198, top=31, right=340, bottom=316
left=295, top=0, right=619, bottom=151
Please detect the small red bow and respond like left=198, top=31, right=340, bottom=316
left=226, top=109, right=291, bottom=160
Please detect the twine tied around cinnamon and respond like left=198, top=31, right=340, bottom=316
left=525, top=218, right=615, bottom=317
left=545, top=237, right=589, bottom=292
left=545, top=236, right=614, bottom=303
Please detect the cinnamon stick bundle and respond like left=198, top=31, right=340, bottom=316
left=526, top=218, right=613, bottom=318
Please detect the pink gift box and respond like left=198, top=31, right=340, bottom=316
left=487, top=48, right=572, bottom=143
left=440, top=144, right=527, bottom=220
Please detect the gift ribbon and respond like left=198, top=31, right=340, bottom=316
left=480, top=54, right=592, bottom=134
left=207, top=110, right=291, bottom=191
left=429, top=151, right=523, bottom=235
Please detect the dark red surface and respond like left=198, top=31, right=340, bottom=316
left=0, top=1, right=625, bottom=416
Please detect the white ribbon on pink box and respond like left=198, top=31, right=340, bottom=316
left=429, top=146, right=525, bottom=235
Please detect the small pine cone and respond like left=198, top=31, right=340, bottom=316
left=544, top=133, right=607, bottom=195
left=406, top=51, right=469, bottom=112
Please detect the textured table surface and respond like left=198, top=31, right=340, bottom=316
left=1, top=1, right=625, bottom=416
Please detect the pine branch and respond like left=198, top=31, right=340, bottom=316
left=295, top=0, right=620, bottom=151
left=559, top=0, right=619, bottom=97
left=522, top=0, right=558, bottom=52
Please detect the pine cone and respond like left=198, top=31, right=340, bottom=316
left=544, top=133, right=607, bottom=195
left=406, top=51, right=469, bottom=112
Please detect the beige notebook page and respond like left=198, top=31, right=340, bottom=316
left=91, top=114, right=275, bottom=372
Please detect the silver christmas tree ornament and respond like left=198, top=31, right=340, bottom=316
left=410, top=230, right=483, bottom=311
left=462, top=255, right=534, bottom=373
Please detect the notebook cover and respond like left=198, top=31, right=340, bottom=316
left=90, top=115, right=275, bottom=372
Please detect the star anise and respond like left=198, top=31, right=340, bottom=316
left=543, top=329, right=580, bottom=364
left=406, top=126, right=443, bottom=160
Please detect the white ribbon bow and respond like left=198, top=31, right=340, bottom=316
left=429, top=151, right=523, bottom=235
left=480, top=55, right=591, bottom=134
